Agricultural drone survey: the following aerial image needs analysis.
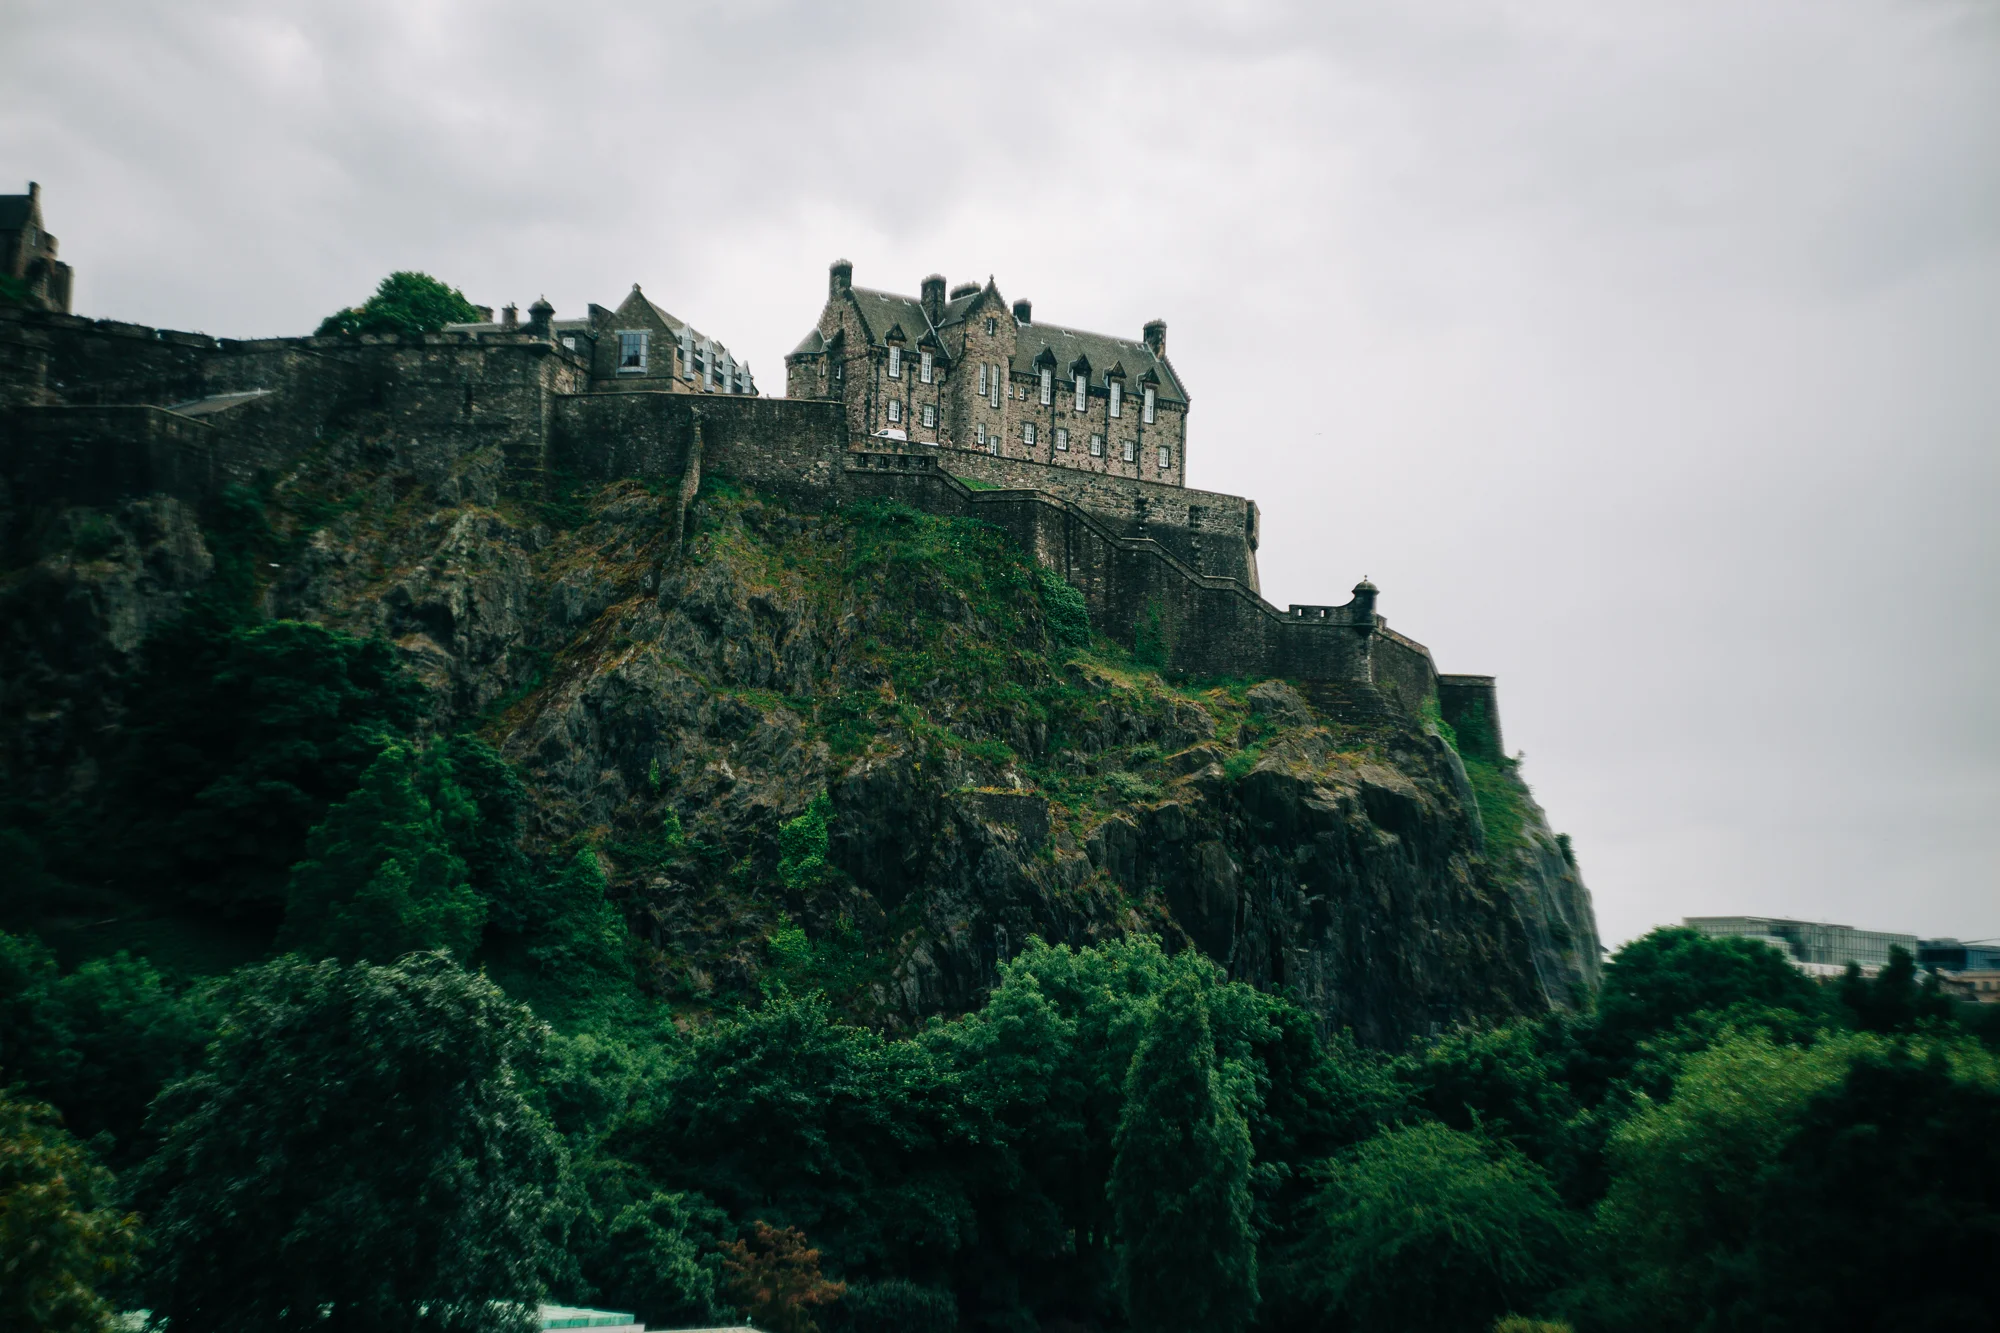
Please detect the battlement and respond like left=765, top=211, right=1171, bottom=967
left=0, top=300, right=1507, bottom=740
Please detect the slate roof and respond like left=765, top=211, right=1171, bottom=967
left=1013, top=322, right=1186, bottom=405
left=0, top=195, right=35, bottom=230
left=835, top=282, right=1184, bottom=402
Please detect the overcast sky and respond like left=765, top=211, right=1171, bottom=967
left=6, top=0, right=1996, bottom=949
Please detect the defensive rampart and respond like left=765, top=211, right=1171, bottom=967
left=0, top=306, right=1502, bottom=736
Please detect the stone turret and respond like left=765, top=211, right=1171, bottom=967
left=1143, top=319, right=1167, bottom=357
left=528, top=296, right=553, bottom=337
left=830, top=259, right=853, bottom=297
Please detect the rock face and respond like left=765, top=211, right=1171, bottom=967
left=0, top=435, right=1600, bottom=1044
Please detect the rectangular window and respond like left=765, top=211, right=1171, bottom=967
left=990, top=365, right=1002, bottom=408
left=1040, top=367, right=1053, bottom=404
left=986, top=316, right=997, bottom=335
left=921, top=403, right=936, bottom=428
left=921, top=349, right=933, bottom=383
left=1122, top=437, right=1135, bottom=462
left=1110, top=381, right=1122, bottom=418
left=704, top=339, right=716, bottom=390
left=679, top=327, right=694, bottom=380
left=888, top=346, right=902, bottom=378
left=1055, top=427, right=1069, bottom=451
left=1090, top=433, right=1104, bottom=456
left=1074, top=373, right=1086, bottom=411
left=887, top=399, right=901, bottom=423
left=1024, top=422, right=1037, bottom=445
left=618, top=331, right=647, bottom=371
left=1158, top=445, right=1171, bottom=470
left=978, top=364, right=989, bottom=395
left=561, top=335, right=577, bottom=351
left=976, top=424, right=986, bottom=446
left=1143, top=386, right=1156, bottom=424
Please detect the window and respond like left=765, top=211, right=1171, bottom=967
left=1109, top=380, right=1122, bottom=418
left=679, top=327, right=694, bottom=380
left=990, top=365, right=1002, bottom=408
left=1039, top=367, right=1053, bottom=404
left=921, top=349, right=933, bottom=383
left=1024, top=422, right=1037, bottom=445
left=618, top=331, right=647, bottom=371
left=978, top=364, right=989, bottom=395
left=704, top=339, right=717, bottom=391
left=1158, top=445, right=1171, bottom=471
left=561, top=335, right=577, bottom=351
left=1073, top=373, right=1086, bottom=411
left=976, top=424, right=987, bottom=446
left=888, top=345, right=902, bottom=378
left=1055, top=427, right=1069, bottom=451
left=1143, top=386, right=1156, bottom=424
left=1089, top=433, right=1104, bottom=456
left=985, top=316, right=998, bottom=335
left=887, top=399, right=902, bottom=423
left=921, top=403, right=936, bottom=428
left=1122, top=437, right=1135, bottom=463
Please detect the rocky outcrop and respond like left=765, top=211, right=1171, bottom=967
left=0, top=439, right=1600, bottom=1044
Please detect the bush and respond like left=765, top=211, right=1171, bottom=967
left=0, top=1089, right=142, bottom=1333
left=1034, top=567, right=1090, bottom=652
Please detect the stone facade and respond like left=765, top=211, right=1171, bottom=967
left=785, top=262, right=1187, bottom=487
left=0, top=183, right=74, bottom=314
left=0, top=277, right=1502, bottom=741
left=445, top=284, right=756, bottom=397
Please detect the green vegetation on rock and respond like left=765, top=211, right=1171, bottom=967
left=315, top=270, right=481, bottom=338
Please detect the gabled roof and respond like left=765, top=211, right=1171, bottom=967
left=1015, top=321, right=1185, bottom=404
left=790, top=327, right=827, bottom=356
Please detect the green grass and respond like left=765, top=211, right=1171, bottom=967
left=1463, top=756, right=1534, bottom=858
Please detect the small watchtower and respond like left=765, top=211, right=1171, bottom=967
left=0, top=183, right=74, bottom=313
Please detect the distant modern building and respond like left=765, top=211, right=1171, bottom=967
left=1684, top=916, right=1919, bottom=978
left=1917, top=938, right=2000, bottom=972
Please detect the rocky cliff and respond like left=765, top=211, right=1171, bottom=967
left=0, top=429, right=1599, bottom=1044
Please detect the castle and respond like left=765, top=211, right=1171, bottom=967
left=0, top=188, right=1508, bottom=759
left=0, top=182, right=73, bottom=314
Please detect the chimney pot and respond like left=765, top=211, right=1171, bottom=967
left=501, top=304, right=519, bottom=329
left=1013, top=298, right=1033, bottom=324
left=830, top=259, right=853, bottom=297
left=27, top=181, right=39, bottom=201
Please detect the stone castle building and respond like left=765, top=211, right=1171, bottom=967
left=0, top=213, right=1511, bottom=765
left=446, top=283, right=756, bottom=396
left=0, top=182, right=74, bottom=314
left=788, top=262, right=1186, bottom=487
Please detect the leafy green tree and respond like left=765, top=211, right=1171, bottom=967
left=596, top=1190, right=732, bottom=1329
left=1836, top=945, right=1954, bottom=1033
left=1398, top=1020, right=1584, bottom=1179
left=1733, top=1045, right=2000, bottom=1331
left=316, top=270, right=481, bottom=337
left=834, top=1278, right=959, bottom=1333
left=0, top=1088, right=142, bottom=1333
left=1110, top=979, right=1258, bottom=1333
left=1593, top=928, right=1821, bottom=1056
left=0, top=932, right=215, bottom=1169
left=1296, top=1121, right=1574, bottom=1333
left=114, top=615, right=426, bottom=914
left=278, top=740, right=486, bottom=963
left=137, top=952, right=572, bottom=1333
left=1578, top=1029, right=1868, bottom=1332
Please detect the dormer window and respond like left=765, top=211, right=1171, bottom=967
left=1073, top=372, right=1086, bottom=412
left=618, top=331, right=648, bottom=372
left=1143, top=386, right=1156, bottom=424
left=1039, top=367, right=1053, bottom=405
left=1109, top=380, right=1123, bottom=418
left=920, top=349, right=934, bottom=383
left=888, top=345, right=902, bottom=378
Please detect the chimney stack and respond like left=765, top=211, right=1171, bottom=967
left=27, top=181, right=39, bottom=203
left=501, top=304, right=519, bottom=329
left=1013, top=298, right=1033, bottom=324
left=1143, top=320, right=1167, bottom=357
left=830, top=259, right=853, bottom=297
left=921, top=274, right=946, bottom=324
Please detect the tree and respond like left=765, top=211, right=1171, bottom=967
left=0, top=932, right=214, bottom=1170
left=114, top=614, right=427, bottom=914
left=1110, top=979, right=1258, bottom=1333
left=1733, top=1045, right=2000, bottom=1331
left=137, top=952, right=572, bottom=1332
left=316, top=270, right=480, bottom=337
left=596, top=1190, right=733, bottom=1330
left=1836, top=946, right=1954, bottom=1033
left=1579, top=1029, right=1867, bottom=1333
left=0, top=1089, right=142, bottom=1333
left=720, top=1221, right=846, bottom=1333
left=1297, top=1121, right=1574, bottom=1333
left=278, top=740, right=486, bottom=963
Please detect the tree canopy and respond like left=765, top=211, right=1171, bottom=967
left=315, top=270, right=481, bottom=337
